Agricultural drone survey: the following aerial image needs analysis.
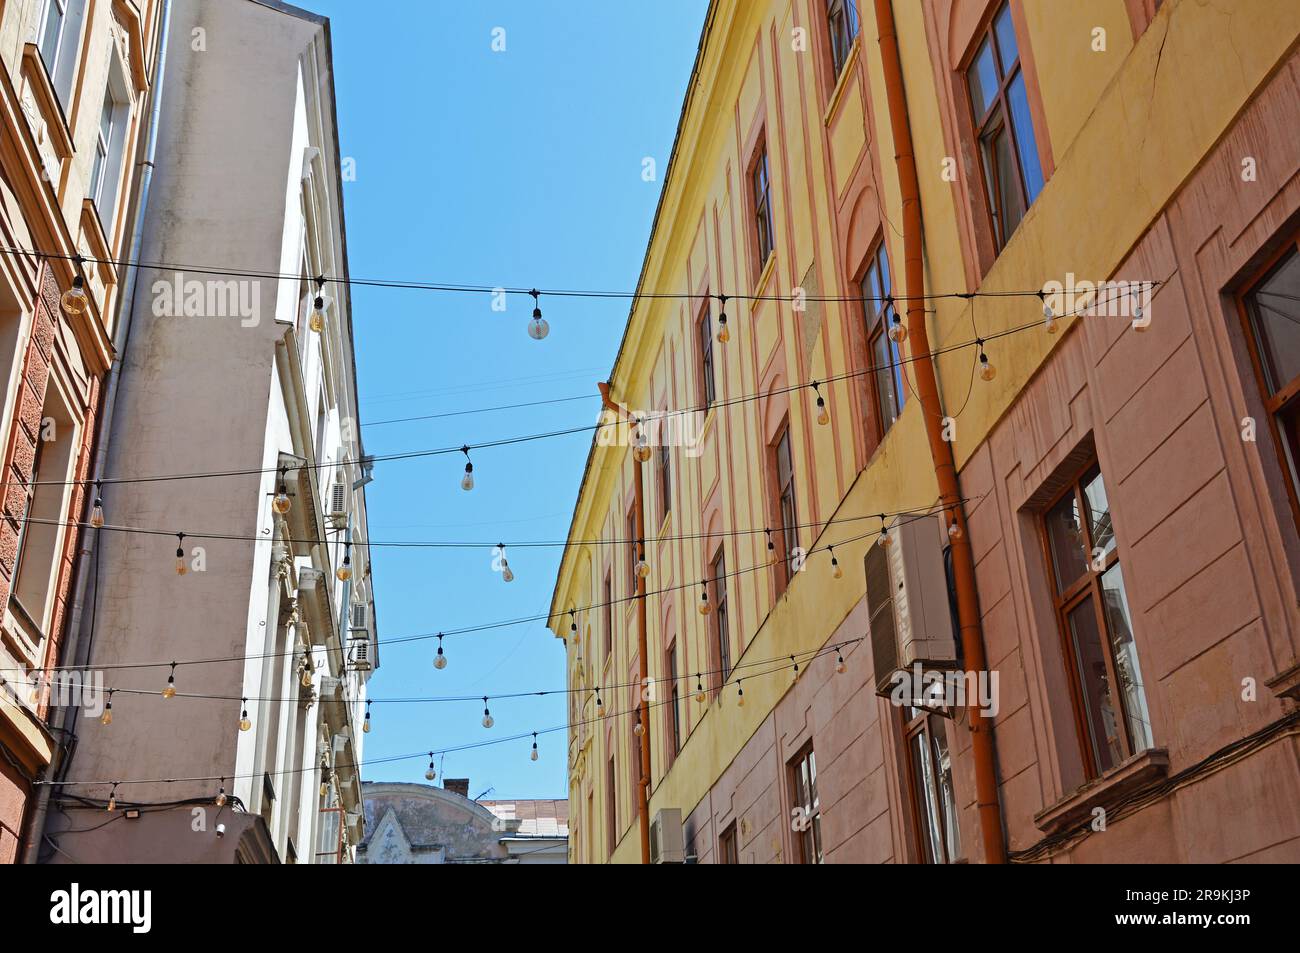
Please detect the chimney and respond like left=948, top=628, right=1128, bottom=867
left=443, top=778, right=470, bottom=799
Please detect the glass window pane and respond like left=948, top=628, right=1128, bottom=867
left=983, top=123, right=1026, bottom=246
left=1100, top=564, right=1153, bottom=754
left=1046, top=490, right=1090, bottom=593
left=1067, top=597, right=1125, bottom=774
left=1248, top=250, right=1300, bottom=392
left=1081, top=465, right=1116, bottom=560
left=1007, top=71, right=1044, bottom=204
left=932, top=721, right=960, bottom=861
left=873, top=332, right=900, bottom=426
left=994, top=3, right=1019, bottom=69
left=966, top=39, right=998, bottom=118
left=912, top=732, right=943, bottom=863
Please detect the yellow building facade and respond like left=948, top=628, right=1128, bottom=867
left=550, top=0, right=1300, bottom=863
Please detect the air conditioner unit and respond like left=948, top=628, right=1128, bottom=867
left=348, top=635, right=371, bottom=672
left=866, top=514, right=959, bottom=697
left=350, top=603, right=368, bottom=633
left=649, top=808, right=685, bottom=864
left=327, top=478, right=348, bottom=523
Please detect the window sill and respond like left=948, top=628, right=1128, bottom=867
left=1033, top=747, right=1169, bottom=834
left=753, top=252, right=776, bottom=299
left=20, top=43, right=74, bottom=161
left=822, top=38, right=861, bottom=128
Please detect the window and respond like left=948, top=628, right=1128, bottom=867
left=826, top=0, right=860, bottom=78
left=697, top=299, right=716, bottom=407
left=966, top=2, right=1044, bottom=251
left=861, top=240, right=905, bottom=435
left=37, top=0, right=86, bottom=109
left=772, top=424, right=799, bottom=590
left=711, top=548, right=731, bottom=686
left=788, top=743, right=822, bottom=864
left=626, top=505, right=639, bottom=592
left=902, top=707, right=961, bottom=863
left=606, top=753, right=617, bottom=857
left=656, top=439, right=671, bottom=523
left=1240, top=238, right=1300, bottom=531
left=718, top=821, right=739, bottom=864
left=1042, top=462, right=1151, bottom=778
left=666, top=641, right=681, bottom=758
left=603, top=570, right=613, bottom=660
left=750, top=142, right=775, bottom=275
left=89, top=57, right=131, bottom=225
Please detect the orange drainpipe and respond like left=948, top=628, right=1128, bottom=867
left=873, top=0, right=1007, bottom=863
left=599, top=382, right=653, bottom=864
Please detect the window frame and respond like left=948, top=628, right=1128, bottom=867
left=717, top=820, right=739, bottom=864
left=1039, top=461, right=1147, bottom=780
left=748, top=138, right=775, bottom=279
left=710, top=547, right=731, bottom=691
left=666, top=638, right=681, bottom=761
left=963, top=2, right=1042, bottom=253
left=824, top=0, right=860, bottom=80
left=770, top=421, right=799, bottom=592
left=697, top=297, right=716, bottom=408
left=859, top=238, right=905, bottom=438
left=901, top=706, right=960, bottom=863
left=656, top=434, right=671, bottom=524
left=1237, top=232, right=1300, bottom=536
left=787, top=742, right=823, bottom=864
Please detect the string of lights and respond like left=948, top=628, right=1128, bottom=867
left=41, top=641, right=853, bottom=797
left=5, top=506, right=941, bottom=677
left=5, top=268, right=1156, bottom=492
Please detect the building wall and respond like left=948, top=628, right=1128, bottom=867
left=0, top=0, right=162, bottom=861
left=39, top=0, right=375, bottom=865
left=550, top=0, right=1300, bottom=863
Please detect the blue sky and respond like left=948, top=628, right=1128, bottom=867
left=307, top=1, right=707, bottom=799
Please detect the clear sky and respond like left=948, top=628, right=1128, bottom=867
left=305, top=1, right=707, bottom=799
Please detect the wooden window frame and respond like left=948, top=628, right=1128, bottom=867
left=859, top=238, right=905, bottom=439
left=1237, top=232, right=1300, bottom=537
left=963, top=1, right=1040, bottom=253
left=824, top=0, right=860, bottom=81
left=787, top=742, right=823, bottom=864
left=606, top=753, right=617, bottom=858
left=602, top=568, right=613, bottom=662
left=748, top=138, right=775, bottom=279
left=697, top=297, right=716, bottom=408
left=718, top=820, right=738, bottom=864
left=666, top=638, right=681, bottom=762
left=1039, top=461, right=1145, bottom=780
left=656, top=435, right=671, bottom=524
left=626, top=504, right=639, bottom=594
left=901, top=707, right=959, bottom=863
left=770, top=421, right=799, bottom=593
left=710, top=547, right=731, bottom=691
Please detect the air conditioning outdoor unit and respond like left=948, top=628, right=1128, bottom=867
left=350, top=602, right=368, bottom=633
left=649, top=808, right=685, bottom=864
left=866, top=514, right=959, bottom=697
left=348, top=635, right=371, bottom=672
left=327, top=478, right=348, bottom=523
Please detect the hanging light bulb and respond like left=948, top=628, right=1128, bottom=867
left=434, top=633, right=448, bottom=669
left=239, top=698, right=252, bottom=732
left=698, top=581, right=711, bottom=615
left=791, top=655, right=800, bottom=677
left=595, top=689, right=604, bottom=718
left=1131, top=286, right=1146, bottom=331
left=300, top=661, right=314, bottom=688
left=62, top=271, right=90, bottom=315
left=89, top=482, right=105, bottom=528
left=947, top=516, right=963, bottom=541
left=766, top=528, right=775, bottom=556
left=977, top=340, right=996, bottom=382
left=886, top=299, right=907, bottom=344
left=633, top=710, right=643, bottom=736
left=829, top=546, right=843, bottom=579
left=336, top=543, right=352, bottom=582
left=425, top=754, right=437, bottom=781
left=878, top=516, right=892, bottom=548
left=1040, top=292, right=1058, bottom=334
left=569, top=610, right=578, bottom=640
left=634, top=544, right=650, bottom=580
left=811, top=382, right=829, bottom=426
left=736, top=680, right=745, bottom=707
left=695, top=675, right=706, bottom=703
left=482, top=697, right=494, bottom=729
left=215, top=780, right=227, bottom=808
left=363, top=700, right=372, bottom=734
left=460, top=446, right=475, bottom=491
left=106, top=783, right=118, bottom=813
left=836, top=649, right=847, bottom=675
left=273, top=468, right=292, bottom=514
left=320, top=764, right=331, bottom=799
left=162, top=661, right=177, bottom=699
left=530, top=732, right=539, bottom=762
left=309, top=278, right=327, bottom=333
left=175, top=534, right=188, bottom=575
left=716, top=294, right=730, bottom=343
left=527, top=288, right=549, bottom=340
left=101, top=690, right=113, bottom=726
left=499, top=544, right=515, bottom=583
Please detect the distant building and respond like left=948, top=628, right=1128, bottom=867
left=359, top=781, right=568, bottom=865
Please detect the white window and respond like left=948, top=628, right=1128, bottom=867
left=90, top=55, right=131, bottom=226
left=37, top=0, right=87, bottom=111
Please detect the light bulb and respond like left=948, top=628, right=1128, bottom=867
left=363, top=704, right=372, bottom=733
left=336, top=556, right=352, bottom=582
left=239, top=700, right=251, bottom=732
left=736, top=684, right=745, bottom=707
left=1042, top=297, right=1054, bottom=319
left=273, top=483, right=292, bottom=514
left=698, top=588, right=711, bottom=615
left=309, top=296, right=326, bottom=333
left=175, top=544, right=187, bottom=576
left=816, top=398, right=829, bottom=426
left=300, top=667, right=313, bottom=688
left=831, top=556, right=842, bottom=579
left=106, top=787, right=117, bottom=812
left=461, top=463, right=475, bottom=491
left=530, top=743, right=539, bottom=762
left=61, top=276, right=88, bottom=315
left=635, top=558, right=650, bottom=580
left=434, top=642, right=447, bottom=669
left=90, top=498, right=105, bottom=528
left=162, top=679, right=176, bottom=700
left=888, top=318, right=907, bottom=344
left=320, top=780, right=329, bottom=798
left=836, top=652, right=847, bottom=675
left=695, top=678, right=706, bottom=704
left=633, top=719, right=643, bottom=737
left=215, top=785, right=227, bottom=808
left=633, top=441, right=652, bottom=463
left=1045, top=313, right=1058, bottom=335
left=528, top=314, right=550, bottom=340
left=716, top=319, right=729, bottom=344
left=425, top=758, right=437, bottom=781
left=482, top=699, right=494, bottom=729
left=101, top=700, right=113, bottom=726
left=595, top=693, right=604, bottom=718
left=979, top=354, right=996, bottom=382
left=948, top=520, right=963, bottom=541
left=502, top=563, right=514, bottom=583
left=879, top=529, right=891, bottom=548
